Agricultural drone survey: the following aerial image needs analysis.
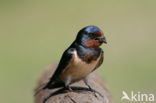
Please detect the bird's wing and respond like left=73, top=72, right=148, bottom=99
left=43, top=48, right=74, bottom=89
left=92, top=50, right=104, bottom=72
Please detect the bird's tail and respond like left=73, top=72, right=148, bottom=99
left=34, top=82, right=64, bottom=96
left=34, top=84, right=46, bottom=96
left=34, top=81, right=52, bottom=96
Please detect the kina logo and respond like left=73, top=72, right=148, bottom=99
left=121, top=91, right=154, bottom=102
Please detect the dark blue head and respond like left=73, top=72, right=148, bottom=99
left=83, top=26, right=101, bottom=34
left=75, top=25, right=107, bottom=49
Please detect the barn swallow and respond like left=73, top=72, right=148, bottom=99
left=42, top=25, right=107, bottom=92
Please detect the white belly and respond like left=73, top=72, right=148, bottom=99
left=60, top=50, right=100, bottom=82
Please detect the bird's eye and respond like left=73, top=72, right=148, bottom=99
left=91, top=33, right=97, bottom=39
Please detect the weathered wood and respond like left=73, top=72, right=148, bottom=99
left=34, top=63, right=114, bottom=103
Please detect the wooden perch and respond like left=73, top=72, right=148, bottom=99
left=34, top=63, right=114, bottom=103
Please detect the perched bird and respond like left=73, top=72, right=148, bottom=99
left=43, top=25, right=107, bottom=92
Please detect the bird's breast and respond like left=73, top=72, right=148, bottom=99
left=60, top=50, right=100, bottom=82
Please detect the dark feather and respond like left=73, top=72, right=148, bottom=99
left=92, top=49, right=104, bottom=72
left=43, top=48, right=75, bottom=89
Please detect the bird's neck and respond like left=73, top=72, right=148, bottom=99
left=75, top=45, right=101, bottom=63
left=70, top=41, right=101, bottom=51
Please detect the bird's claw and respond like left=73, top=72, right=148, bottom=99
left=88, top=87, right=98, bottom=98
left=64, top=85, right=73, bottom=92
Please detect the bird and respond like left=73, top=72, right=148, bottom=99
left=40, top=25, right=107, bottom=94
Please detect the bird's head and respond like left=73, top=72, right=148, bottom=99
left=75, top=26, right=107, bottom=49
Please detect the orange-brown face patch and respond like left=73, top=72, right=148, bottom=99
left=85, top=40, right=102, bottom=49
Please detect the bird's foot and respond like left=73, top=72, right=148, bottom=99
left=88, top=87, right=98, bottom=98
left=89, top=88, right=109, bottom=103
left=64, top=85, right=73, bottom=92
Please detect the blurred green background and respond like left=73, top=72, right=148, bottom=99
left=0, top=0, right=156, bottom=103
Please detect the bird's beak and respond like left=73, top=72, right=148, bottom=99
left=98, top=36, right=107, bottom=44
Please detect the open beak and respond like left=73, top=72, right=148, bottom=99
left=98, top=36, right=107, bottom=44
